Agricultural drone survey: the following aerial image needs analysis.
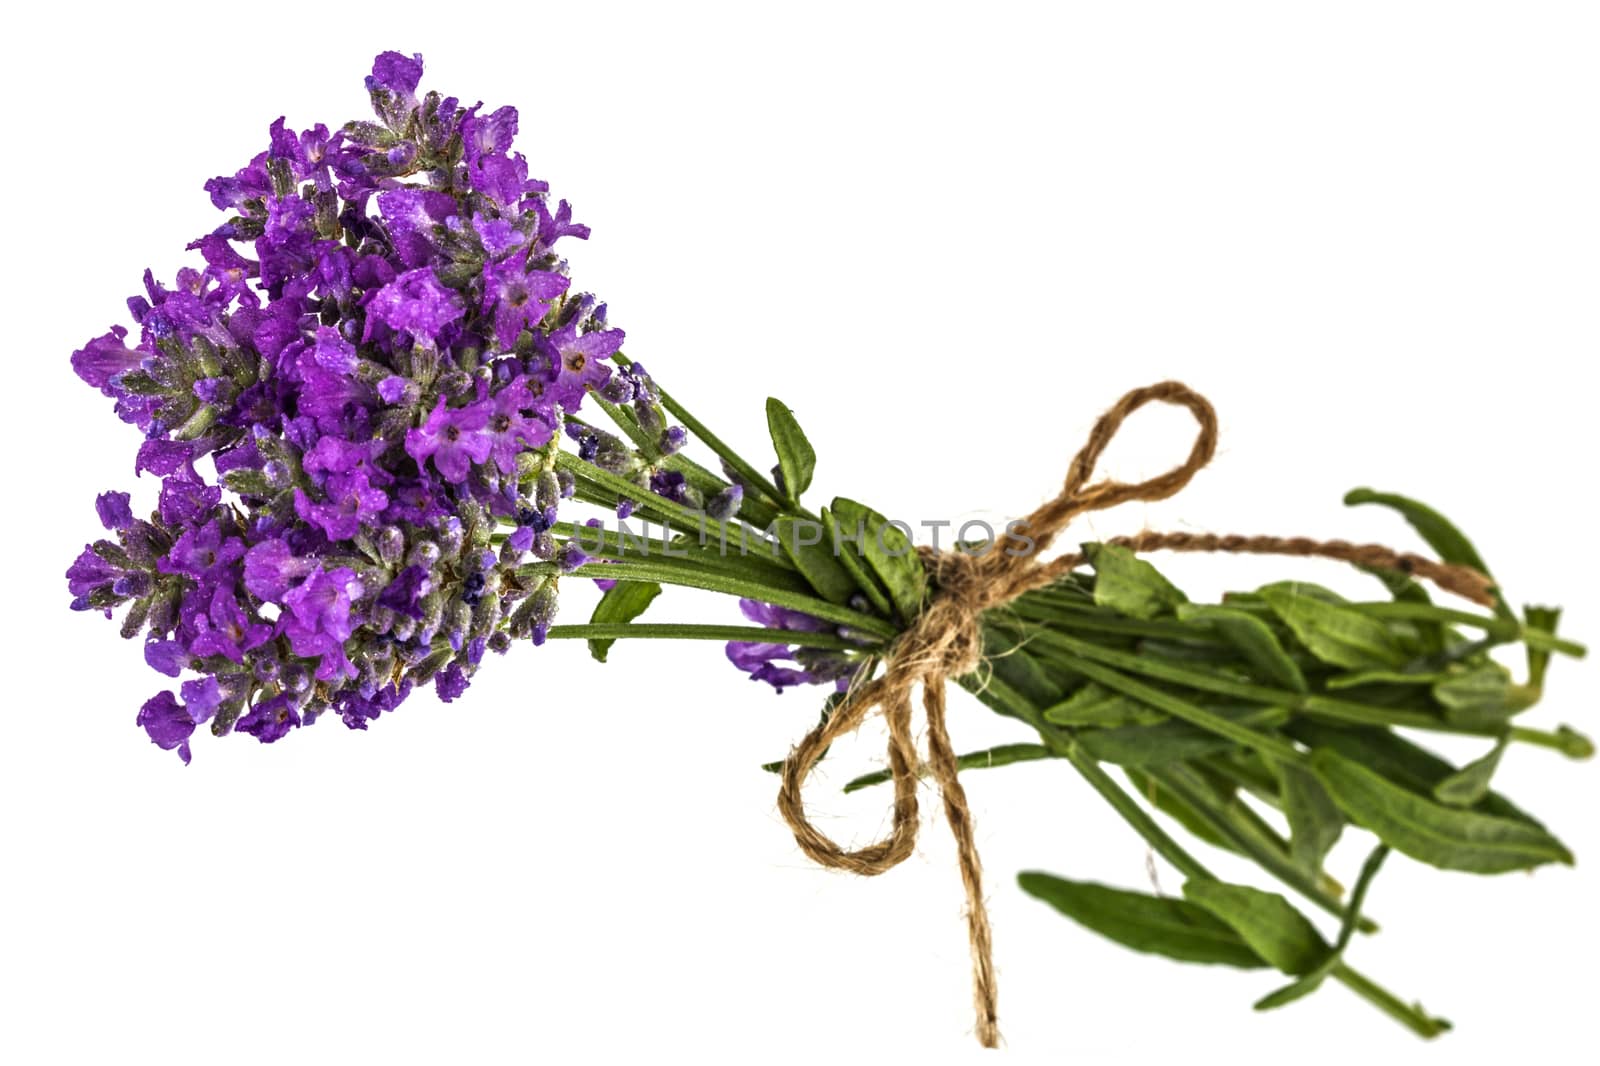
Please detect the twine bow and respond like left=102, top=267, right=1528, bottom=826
left=774, top=381, right=1495, bottom=1049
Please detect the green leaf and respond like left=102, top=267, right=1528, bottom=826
left=1079, top=704, right=1290, bottom=767
left=821, top=506, right=894, bottom=618
left=1361, top=564, right=1445, bottom=653
left=1345, top=487, right=1510, bottom=620
left=1043, top=682, right=1165, bottom=727
left=1254, top=845, right=1389, bottom=1011
left=1343, top=488, right=1492, bottom=576
left=765, top=397, right=816, bottom=504
left=1433, top=736, right=1510, bottom=807
left=1084, top=542, right=1188, bottom=620
left=1310, top=748, right=1573, bottom=873
left=1259, top=585, right=1408, bottom=671
left=983, top=629, right=1068, bottom=706
left=844, top=743, right=1051, bottom=793
left=1125, top=767, right=1240, bottom=855
left=1019, top=873, right=1268, bottom=969
left=1432, top=663, right=1537, bottom=728
left=585, top=581, right=662, bottom=662
left=1177, top=604, right=1308, bottom=692
left=774, top=516, right=859, bottom=605
left=830, top=497, right=926, bottom=625
left=1182, top=880, right=1329, bottom=975
left=1285, top=719, right=1545, bottom=829
left=1273, top=760, right=1345, bottom=874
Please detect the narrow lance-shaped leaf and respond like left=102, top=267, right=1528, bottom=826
left=1126, top=767, right=1241, bottom=856
left=1019, top=873, right=1268, bottom=969
left=1344, top=487, right=1511, bottom=619
left=1343, top=487, right=1492, bottom=576
left=1043, top=682, right=1165, bottom=728
left=1182, top=879, right=1329, bottom=976
left=821, top=505, right=894, bottom=618
left=1432, top=663, right=1538, bottom=729
left=765, top=397, right=816, bottom=504
left=1432, top=735, right=1510, bottom=808
left=1085, top=542, right=1188, bottom=620
left=585, top=580, right=662, bottom=662
left=1273, top=759, right=1345, bottom=874
left=983, top=628, right=1068, bottom=706
left=1259, top=584, right=1408, bottom=671
left=1286, top=719, right=1546, bottom=829
left=1254, top=845, right=1390, bottom=1011
left=1079, top=704, right=1290, bottom=767
left=1177, top=603, right=1308, bottom=692
left=1310, top=748, right=1573, bottom=873
left=830, top=496, right=925, bottom=625
left=1361, top=563, right=1446, bottom=653
left=774, top=516, right=859, bottom=605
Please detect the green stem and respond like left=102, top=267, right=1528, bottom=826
left=1354, top=602, right=1587, bottom=658
left=556, top=559, right=899, bottom=640
left=1059, top=743, right=1216, bottom=882
left=613, top=353, right=803, bottom=518
left=1041, top=646, right=1307, bottom=765
left=1511, top=724, right=1595, bottom=758
left=1331, top=965, right=1452, bottom=1038
left=1144, top=764, right=1376, bottom=931
left=582, top=397, right=659, bottom=457
left=555, top=450, right=780, bottom=561
left=958, top=673, right=1215, bottom=881
left=996, top=617, right=1587, bottom=754
left=544, top=522, right=809, bottom=594
left=545, top=623, right=876, bottom=651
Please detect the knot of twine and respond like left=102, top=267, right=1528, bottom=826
left=774, top=381, right=1495, bottom=1049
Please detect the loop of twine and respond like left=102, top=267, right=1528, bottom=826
left=774, top=381, right=1495, bottom=1049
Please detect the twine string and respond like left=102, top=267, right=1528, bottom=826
left=774, top=381, right=1494, bottom=1049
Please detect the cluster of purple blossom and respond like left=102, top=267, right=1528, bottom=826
left=65, top=53, right=706, bottom=761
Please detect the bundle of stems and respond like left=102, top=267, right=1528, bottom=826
left=542, top=369, right=1589, bottom=1037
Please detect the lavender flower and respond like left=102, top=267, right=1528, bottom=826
left=65, top=52, right=615, bottom=761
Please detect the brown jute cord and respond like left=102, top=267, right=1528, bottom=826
left=774, top=381, right=1495, bottom=1049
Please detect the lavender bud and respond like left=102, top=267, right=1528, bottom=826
left=437, top=517, right=464, bottom=558
left=530, top=582, right=558, bottom=646
left=706, top=484, right=744, bottom=522
left=635, top=401, right=663, bottom=437
left=535, top=470, right=561, bottom=514
left=281, top=664, right=312, bottom=695
left=113, top=573, right=153, bottom=598
left=407, top=540, right=441, bottom=568
left=659, top=425, right=687, bottom=456
left=376, top=525, right=406, bottom=566
left=595, top=435, right=630, bottom=473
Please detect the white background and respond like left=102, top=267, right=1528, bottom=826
left=3, top=3, right=1597, bottom=1063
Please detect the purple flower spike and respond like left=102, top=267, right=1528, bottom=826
left=68, top=52, right=630, bottom=760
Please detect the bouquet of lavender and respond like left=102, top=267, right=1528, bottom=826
left=67, top=53, right=1590, bottom=1047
